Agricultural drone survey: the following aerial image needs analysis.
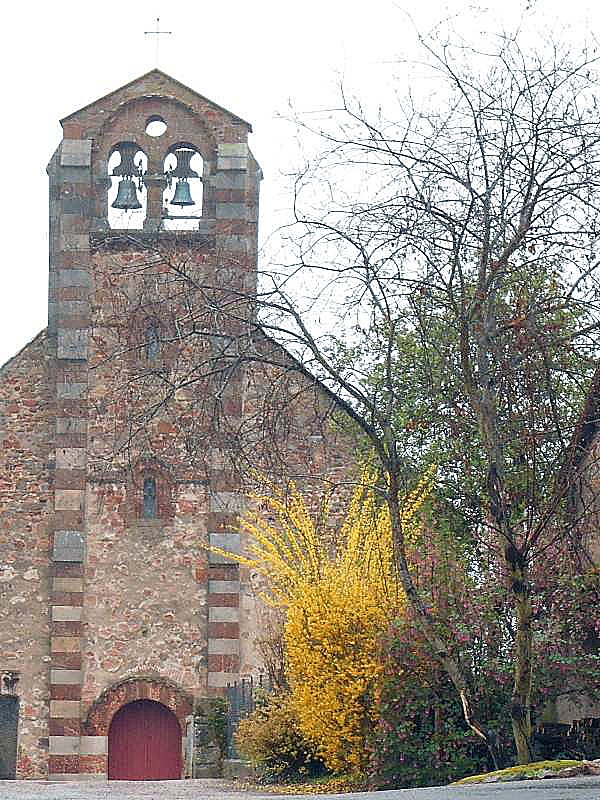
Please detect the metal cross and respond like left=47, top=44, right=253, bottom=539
left=144, top=17, right=172, bottom=67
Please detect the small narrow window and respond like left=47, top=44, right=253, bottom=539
left=146, top=323, right=160, bottom=361
left=143, top=477, right=157, bottom=519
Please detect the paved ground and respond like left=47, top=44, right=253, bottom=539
left=0, top=776, right=600, bottom=800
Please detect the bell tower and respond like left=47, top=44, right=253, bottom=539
left=45, top=70, right=261, bottom=781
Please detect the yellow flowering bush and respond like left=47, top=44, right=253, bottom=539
left=211, top=467, right=434, bottom=776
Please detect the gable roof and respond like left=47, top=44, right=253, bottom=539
left=60, top=68, right=252, bottom=131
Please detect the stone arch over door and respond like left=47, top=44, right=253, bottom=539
left=82, top=677, right=193, bottom=778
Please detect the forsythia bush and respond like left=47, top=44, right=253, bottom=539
left=212, top=466, right=435, bottom=775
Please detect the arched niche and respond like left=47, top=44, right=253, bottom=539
left=83, top=676, right=193, bottom=737
left=162, top=143, right=204, bottom=230
left=107, top=142, right=148, bottom=230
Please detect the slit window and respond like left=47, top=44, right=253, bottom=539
left=143, top=477, right=157, bottom=519
left=146, top=323, right=160, bottom=361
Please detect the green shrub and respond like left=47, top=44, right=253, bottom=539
left=370, top=621, right=513, bottom=788
left=235, top=693, right=327, bottom=784
left=206, top=697, right=228, bottom=756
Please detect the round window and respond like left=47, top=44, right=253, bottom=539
left=145, top=116, right=167, bottom=137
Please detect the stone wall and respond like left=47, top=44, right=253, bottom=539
left=0, top=69, right=358, bottom=781
left=560, top=431, right=600, bottom=726
left=83, top=241, right=356, bottom=702
left=572, top=437, right=600, bottom=568
left=0, top=332, right=52, bottom=778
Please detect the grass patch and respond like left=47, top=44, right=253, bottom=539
left=453, top=759, right=583, bottom=785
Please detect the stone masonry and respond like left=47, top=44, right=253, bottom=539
left=0, top=70, right=353, bottom=780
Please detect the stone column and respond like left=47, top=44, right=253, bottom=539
left=205, top=141, right=257, bottom=694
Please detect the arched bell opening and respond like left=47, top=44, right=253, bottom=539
left=162, top=145, right=203, bottom=230
left=107, top=142, right=148, bottom=230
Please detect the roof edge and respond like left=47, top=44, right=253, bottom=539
left=0, top=329, right=47, bottom=374
left=60, top=69, right=253, bottom=131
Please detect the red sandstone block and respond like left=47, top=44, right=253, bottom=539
left=55, top=402, right=88, bottom=419
left=61, top=183, right=93, bottom=198
left=52, top=591, right=84, bottom=606
left=57, top=287, right=88, bottom=302
left=157, top=421, right=177, bottom=434
left=207, top=593, right=239, bottom=608
left=52, top=563, right=84, bottom=578
left=54, top=394, right=88, bottom=411
left=50, top=684, right=82, bottom=700
left=54, top=469, right=86, bottom=490
left=51, top=653, right=82, bottom=669
left=205, top=512, right=239, bottom=531
left=80, top=755, right=107, bottom=773
left=52, top=510, right=84, bottom=529
left=54, top=363, right=88, bottom=382
left=216, top=220, right=249, bottom=236
left=62, top=122, right=84, bottom=138
left=208, top=654, right=239, bottom=672
left=51, top=621, right=82, bottom=635
left=61, top=213, right=87, bottom=227
left=222, top=127, right=246, bottom=144
left=49, top=755, right=80, bottom=774
left=223, top=400, right=242, bottom=416
left=49, top=719, right=80, bottom=736
left=208, top=622, right=239, bottom=638
left=210, top=472, right=241, bottom=490
left=215, top=190, right=246, bottom=203
left=56, top=315, right=91, bottom=330
left=58, top=253, right=92, bottom=269
left=207, top=565, right=239, bottom=581
left=195, top=567, right=207, bottom=583
left=55, top=434, right=87, bottom=449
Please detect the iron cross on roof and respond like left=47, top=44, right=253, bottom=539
left=144, top=17, right=172, bottom=67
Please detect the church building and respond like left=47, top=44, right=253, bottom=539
left=0, top=71, right=348, bottom=782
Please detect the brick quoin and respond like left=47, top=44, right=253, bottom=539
left=50, top=655, right=83, bottom=670
left=49, top=720, right=81, bottom=737
left=48, top=756, right=79, bottom=774
left=208, top=622, right=240, bottom=639
left=50, top=685, right=82, bottom=701
left=51, top=622, right=82, bottom=636
left=80, top=755, right=107, bottom=774
left=207, top=593, right=239, bottom=608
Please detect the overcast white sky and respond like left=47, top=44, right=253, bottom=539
left=0, top=0, right=597, bottom=366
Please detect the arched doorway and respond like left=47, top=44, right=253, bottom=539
left=108, top=699, right=181, bottom=780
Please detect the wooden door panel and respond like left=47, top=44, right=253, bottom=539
left=108, top=699, right=181, bottom=780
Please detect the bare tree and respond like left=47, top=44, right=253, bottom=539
left=246, top=31, right=600, bottom=764
left=89, top=29, right=600, bottom=766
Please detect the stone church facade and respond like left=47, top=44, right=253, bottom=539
left=0, top=71, right=350, bottom=781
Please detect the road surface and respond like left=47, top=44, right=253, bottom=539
left=0, top=776, right=599, bottom=799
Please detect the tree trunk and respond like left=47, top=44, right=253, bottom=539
left=506, top=546, right=534, bottom=764
left=386, top=471, right=501, bottom=769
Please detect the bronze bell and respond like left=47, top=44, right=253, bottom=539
left=112, top=178, right=142, bottom=210
left=170, top=179, right=194, bottom=207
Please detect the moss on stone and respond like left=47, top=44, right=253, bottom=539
left=453, top=759, right=582, bottom=785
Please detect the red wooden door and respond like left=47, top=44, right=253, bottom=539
left=108, top=699, right=182, bottom=780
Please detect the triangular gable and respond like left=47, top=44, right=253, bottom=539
left=60, top=68, right=252, bottom=131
